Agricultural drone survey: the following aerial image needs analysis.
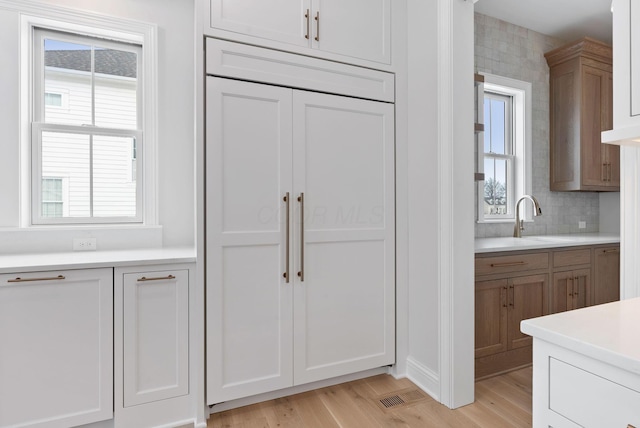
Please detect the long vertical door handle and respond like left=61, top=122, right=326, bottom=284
left=501, top=286, right=508, bottom=308
left=602, top=163, right=606, bottom=181
left=283, top=193, right=290, bottom=283
left=314, top=11, right=320, bottom=41
left=297, top=193, right=305, bottom=281
left=508, top=285, right=514, bottom=307
left=304, top=9, right=310, bottom=40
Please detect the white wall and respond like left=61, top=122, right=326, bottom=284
left=0, top=0, right=195, bottom=251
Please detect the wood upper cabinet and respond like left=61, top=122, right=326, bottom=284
left=206, top=0, right=391, bottom=65
left=546, top=37, right=619, bottom=191
left=593, top=245, right=621, bottom=305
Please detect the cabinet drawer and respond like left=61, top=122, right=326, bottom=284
left=549, top=358, right=640, bottom=427
left=553, top=248, right=591, bottom=267
left=475, top=252, right=548, bottom=276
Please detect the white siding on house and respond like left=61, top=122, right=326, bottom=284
left=42, top=67, right=137, bottom=218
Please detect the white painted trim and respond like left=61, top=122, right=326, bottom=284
left=437, top=0, right=475, bottom=409
left=208, top=367, right=389, bottom=413
left=620, top=145, right=640, bottom=299
left=406, top=357, right=440, bottom=401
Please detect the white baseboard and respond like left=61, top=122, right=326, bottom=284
left=406, top=357, right=440, bottom=401
left=208, top=367, right=389, bottom=414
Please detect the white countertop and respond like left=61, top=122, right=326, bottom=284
left=0, top=247, right=196, bottom=273
left=521, top=298, right=640, bottom=376
left=475, top=233, right=620, bottom=253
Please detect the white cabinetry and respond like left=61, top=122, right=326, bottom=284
left=206, top=72, right=395, bottom=404
left=0, top=268, right=113, bottom=428
left=114, top=264, right=195, bottom=428
left=206, top=0, right=391, bottom=66
left=602, top=0, right=640, bottom=144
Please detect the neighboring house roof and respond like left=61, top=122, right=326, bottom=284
left=45, top=50, right=137, bottom=78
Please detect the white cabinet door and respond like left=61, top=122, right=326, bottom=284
left=210, top=0, right=311, bottom=48
left=312, top=0, right=391, bottom=64
left=0, top=268, right=113, bottom=428
left=206, top=77, right=294, bottom=404
left=207, top=0, right=391, bottom=66
left=122, top=269, right=189, bottom=407
left=291, top=90, right=395, bottom=384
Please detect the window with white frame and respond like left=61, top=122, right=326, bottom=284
left=30, top=25, right=150, bottom=225
left=478, top=74, right=532, bottom=222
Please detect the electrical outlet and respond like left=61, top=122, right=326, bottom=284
left=579, top=221, right=586, bottom=229
left=73, top=238, right=97, bottom=251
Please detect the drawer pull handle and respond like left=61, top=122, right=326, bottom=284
left=137, top=275, right=176, bottom=282
left=7, top=275, right=65, bottom=283
left=490, top=261, right=527, bottom=268
left=603, top=248, right=619, bottom=253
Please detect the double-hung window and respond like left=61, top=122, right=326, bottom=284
left=483, top=91, right=514, bottom=218
left=477, top=74, right=532, bottom=223
left=32, top=28, right=143, bottom=224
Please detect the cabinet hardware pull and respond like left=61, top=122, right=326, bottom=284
left=137, top=275, right=176, bottom=282
left=283, top=193, right=290, bottom=283
left=603, top=248, right=619, bottom=253
left=314, top=11, right=319, bottom=41
left=304, top=9, right=310, bottom=40
left=7, top=275, right=65, bottom=283
left=297, top=192, right=305, bottom=281
left=509, top=285, right=514, bottom=307
left=502, top=286, right=507, bottom=308
left=602, top=162, right=606, bottom=181
left=608, top=162, right=612, bottom=182
left=490, top=261, right=527, bottom=268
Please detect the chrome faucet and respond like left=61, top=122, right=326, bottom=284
left=513, top=195, right=542, bottom=237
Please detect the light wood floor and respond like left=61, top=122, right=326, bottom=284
left=208, top=367, right=533, bottom=428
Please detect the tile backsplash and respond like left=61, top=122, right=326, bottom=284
left=474, top=13, right=602, bottom=238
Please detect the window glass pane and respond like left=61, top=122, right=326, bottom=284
left=489, top=98, right=506, bottom=154
left=94, top=48, right=138, bottom=129
left=483, top=99, right=491, bottom=153
left=484, top=158, right=508, bottom=216
left=41, top=132, right=90, bottom=217
left=93, top=135, right=137, bottom=217
left=44, top=93, right=62, bottom=107
left=42, top=178, right=63, bottom=217
left=44, top=39, right=92, bottom=125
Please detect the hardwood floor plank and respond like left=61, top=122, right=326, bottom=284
left=208, top=367, right=532, bottom=428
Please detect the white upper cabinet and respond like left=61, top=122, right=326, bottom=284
left=602, top=0, right=640, bottom=145
left=206, top=0, right=391, bottom=67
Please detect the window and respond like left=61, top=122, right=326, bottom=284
left=29, top=24, right=151, bottom=225
left=477, top=74, right=532, bottom=222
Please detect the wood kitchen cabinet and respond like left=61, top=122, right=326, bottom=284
left=593, top=245, right=620, bottom=305
left=205, top=0, right=391, bottom=65
left=546, top=37, right=619, bottom=191
left=0, top=268, right=113, bottom=428
left=551, top=269, right=591, bottom=313
left=475, top=252, right=548, bottom=379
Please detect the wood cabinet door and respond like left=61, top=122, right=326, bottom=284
left=210, top=0, right=311, bottom=49
left=0, top=268, right=113, bottom=428
left=571, top=268, right=591, bottom=310
left=594, top=246, right=620, bottom=305
left=552, top=270, right=573, bottom=313
left=581, top=65, right=608, bottom=188
left=292, top=90, right=395, bottom=385
left=475, top=279, right=508, bottom=358
left=312, top=0, right=391, bottom=64
left=206, top=77, right=294, bottom=404
left=123, top=270, right=189, bottom=407
left=508, top=274, right=547, bottom=350
left=603, top=71, right=620, bottom=187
